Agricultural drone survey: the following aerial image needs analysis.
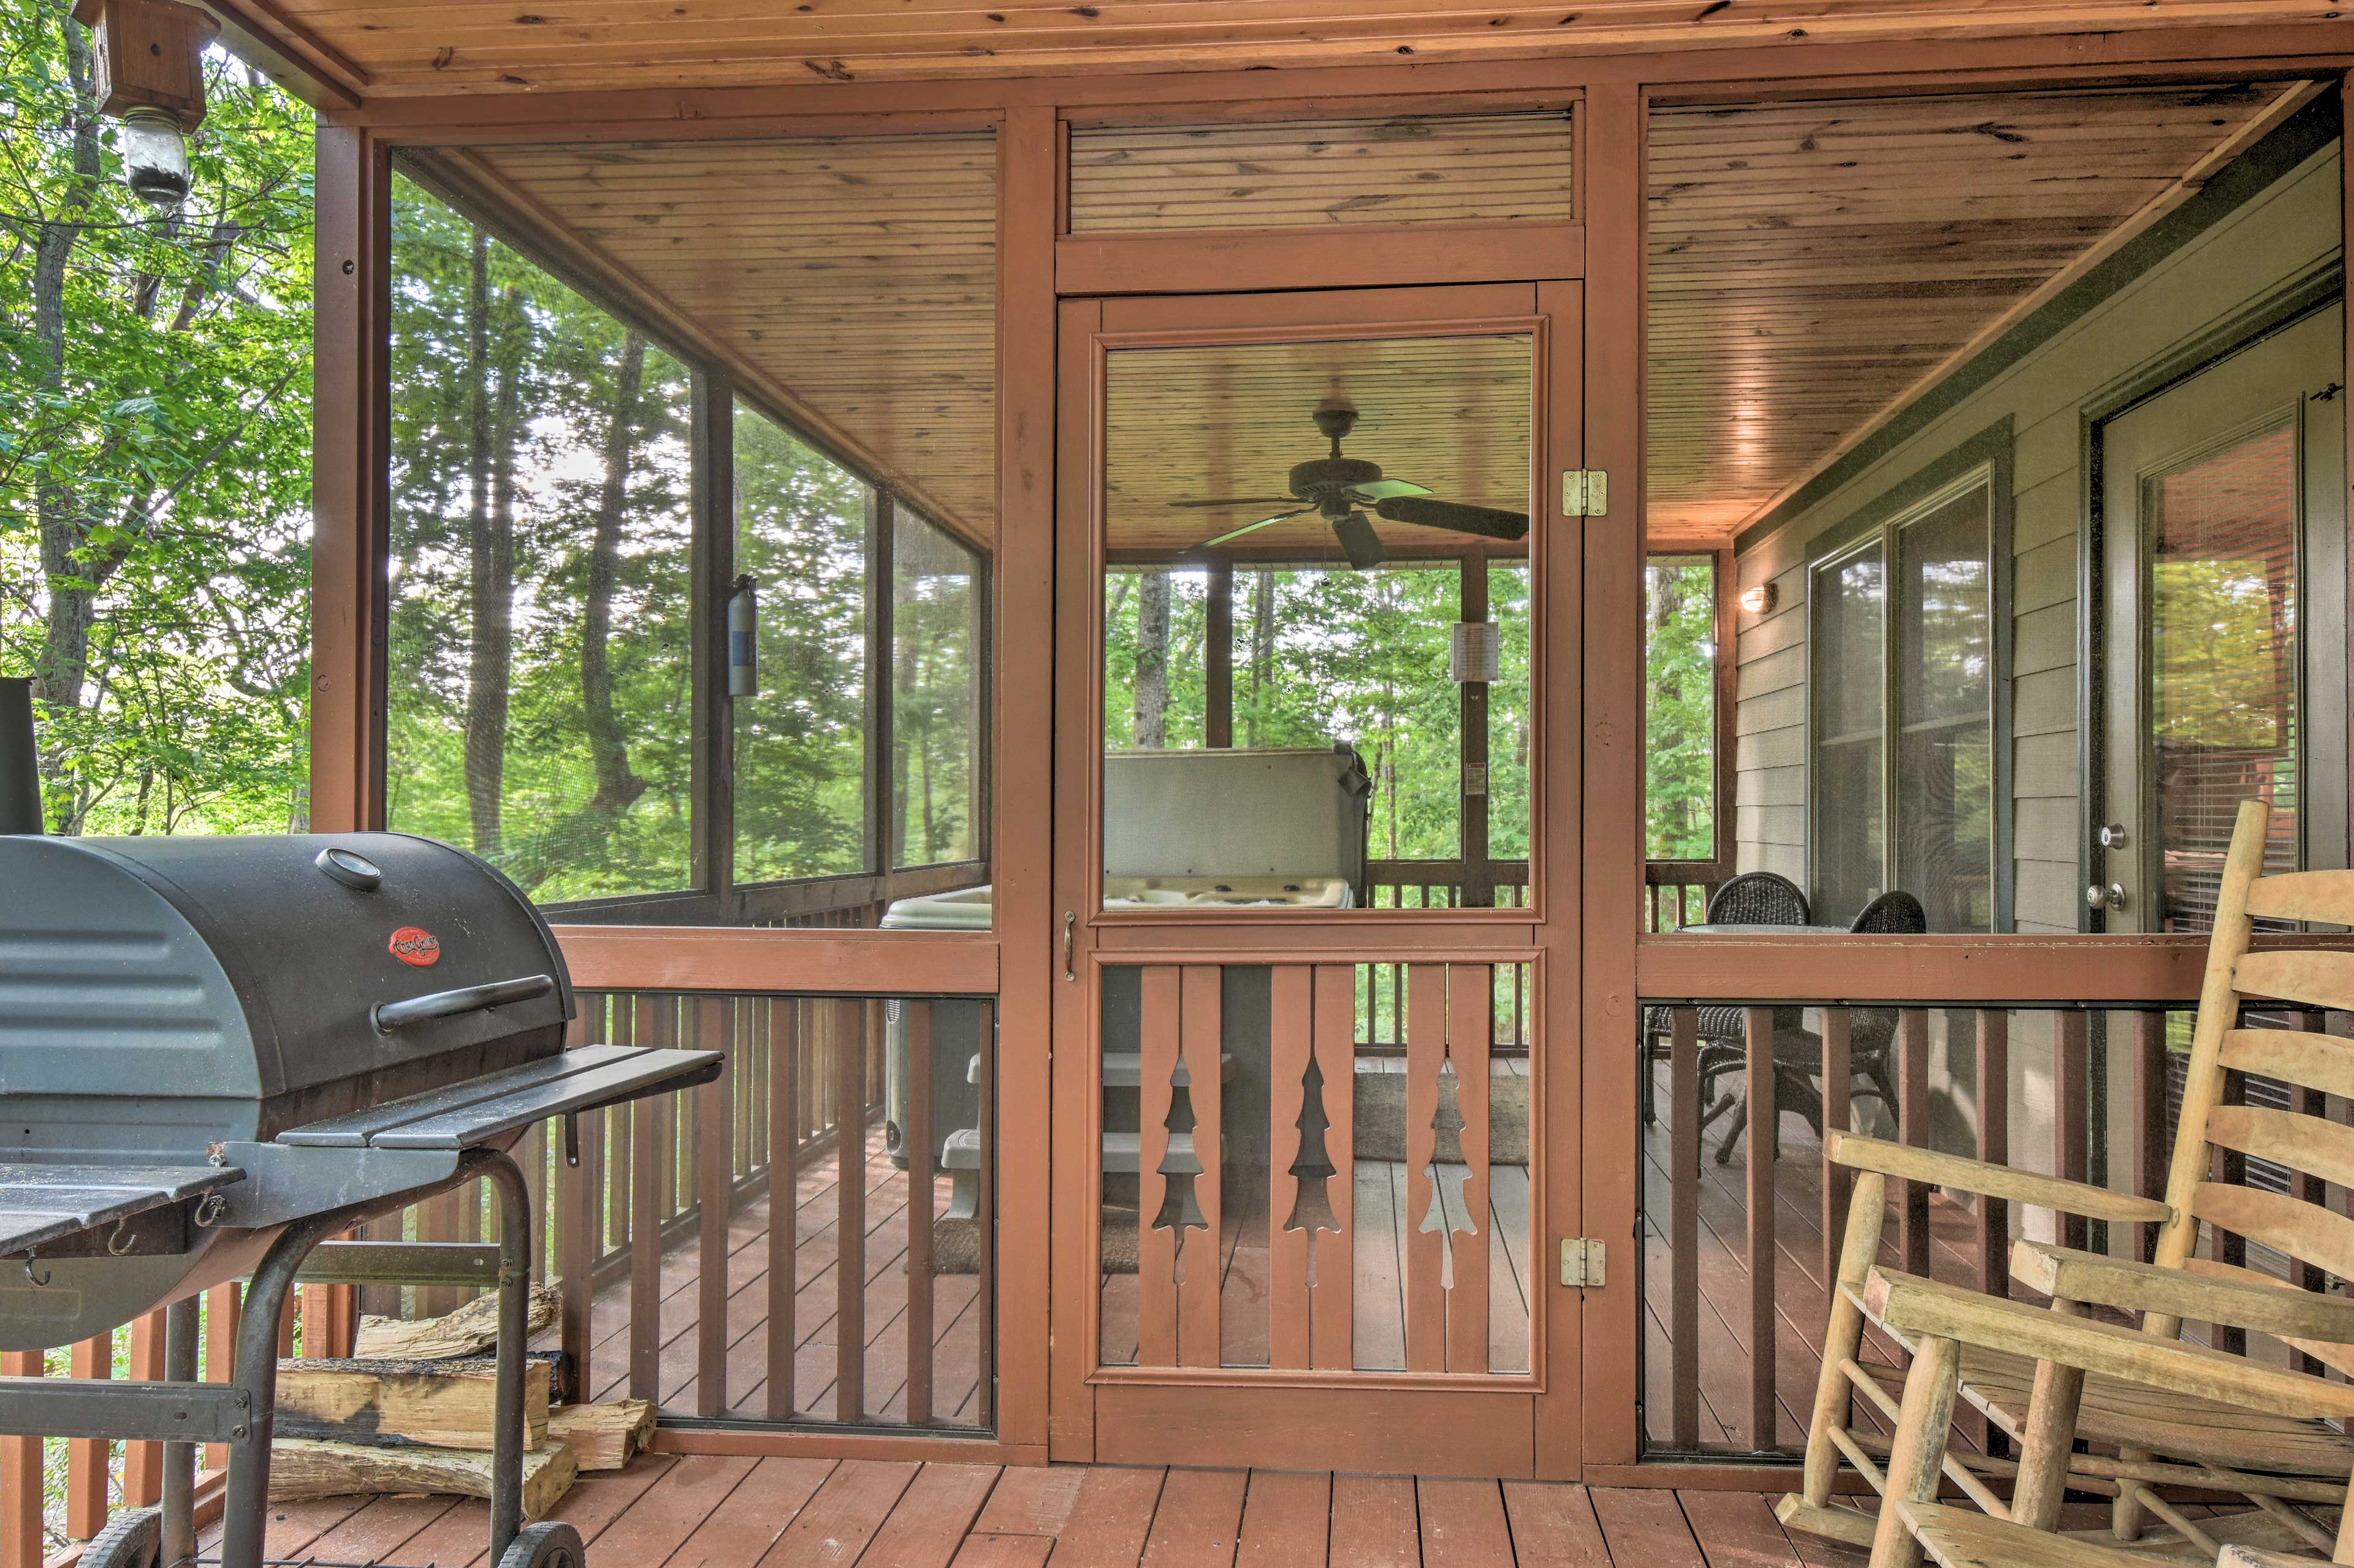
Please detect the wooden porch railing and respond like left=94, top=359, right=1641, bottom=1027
left=1637, top=991, right=2338, bottom=1458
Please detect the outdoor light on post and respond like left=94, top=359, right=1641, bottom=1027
left=70, top=0, right=219, bottom=212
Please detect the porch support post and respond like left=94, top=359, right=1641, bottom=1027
left=691, top=368, right=736, bottom=914
left=310, top=115, right=389, bottom=835
left=864, top=486, right=897, bottom=873
left=1566, top=77, right=1647, bottom=1478
left=1205, top=557, right=1233, bottom=748
left=997, top=101, right=1059, bottom=1460
left=1460, top=552, right=1492, bottom=907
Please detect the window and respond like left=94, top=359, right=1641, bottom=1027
left=733, top=403, right=870, bottom=884
left=1808, top=477, right=1995, bottom=931
left=1644, top=554, right=1718, bottom=863
left=386, top=172, right=695, bottom=905
left=892, top=509, right=985, bottom=869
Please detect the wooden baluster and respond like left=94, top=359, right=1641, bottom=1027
left=768, top=997, right=799, bottom=1421
left=1311, top=965, right=1357, bottom=1372
left=609, top=997, right=636, bottom=1258
left=1818, top=1008, right=1853, bottom=1319
left=2055, top=1011, right=2089, bottom=1254
left=1670, top=1005, right=1701, bottom=1450
left=123, top=1309, right=167, bottom=1508
left=1447, top=964, right=1491, bottom=1375
left=1137, top=966, right=1181, bottom=1366
left=2212, top=1066, right=2248, bottom=1357
left=905, top=999, right=936, bottom=1423
left=1404, top=963, right=1448, bottom=1372
left=975, top=997, right=996, bottom=1426
left=558, top=1102, right=600, bottom=1406
left=521, top=1120, right=547, bottom=1286
left=202, top=1283, right=240, bottom=1471
left=2295, top=1009, right=2329, bottom=1375
left=696, top=995, right=733, bottom=1416
left=1972, top=1008, right=2010, bottom=1456
left=835, top=995, right=867, bottom=1421
left=1898, top=1008, right=1931, bottom=1276
left=629, top=1083, right=661, bottom=1403
left=1744, top=1005, right=1777, bottom=1450
left=66, top=1334, right=110, bottom=1541
left=1268, top=965, right=1313, bottom=1370
left=1178, top=965, right=1224, bottom=1368
left=1, top=1349, right=39, bottom=1568
left=2134, top=1010, right=2168, bottom=1262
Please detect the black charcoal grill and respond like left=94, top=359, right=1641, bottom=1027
left=0, top=679, right=720, bottom=1568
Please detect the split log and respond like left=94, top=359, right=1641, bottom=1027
left=268, top=1437, right=576, bottom=1518
left=546, top=1399, right=653, bottom=1472
left=274, top=1357, right=549, bottom=1450
left=354, top=1283, right=560, bottom=1360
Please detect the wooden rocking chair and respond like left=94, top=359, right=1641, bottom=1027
left=1779, top=796, right=2354, bottom=1554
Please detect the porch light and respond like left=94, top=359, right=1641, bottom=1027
left=1738, top=580, right=1778, bottom=618
left=70, top=0, right=219, bottom=212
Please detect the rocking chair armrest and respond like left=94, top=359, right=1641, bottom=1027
left=1860, top=1267, right=2354, bottom=1423
left=2010, top=1241, right=2354, bottom=1345
left=1824, top=1131, right=2171, bottom=1227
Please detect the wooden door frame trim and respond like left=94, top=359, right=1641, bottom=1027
left=1054, top=219, right=1586, bottom=298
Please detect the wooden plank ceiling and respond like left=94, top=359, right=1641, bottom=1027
left=1105, top=334, right=1532, bottom=563
left=468, top=134, right=999, bottom=542
left=253, top=1, right=2334, bottom=97
left=1647, top=83, right=2293, bottom=541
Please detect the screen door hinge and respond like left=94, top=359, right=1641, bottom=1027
left=1560, top=1238, right=1607, bottom=1288
left=1561, top=469, right=1608, bottom=517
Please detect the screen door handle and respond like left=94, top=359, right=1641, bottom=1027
left=1063, top=911, right=1076, bottom=983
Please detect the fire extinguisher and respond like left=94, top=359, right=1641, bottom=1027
left=727, top=574, right=758, bottom=696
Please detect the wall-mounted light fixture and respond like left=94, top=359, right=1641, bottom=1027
left=70, top=0, right=219, bottom=211
left=1737, top=580, right=1778, bottom=618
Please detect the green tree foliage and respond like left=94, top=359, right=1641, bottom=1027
left=1, top=2, right=313, bottom=835
left=1102, top=560, right=1534, bottom=869
left=1644, top=556, right=1716, bottom=861
left=384, top=173, right=695, bottom=901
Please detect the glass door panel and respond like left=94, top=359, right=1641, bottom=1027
left=1099, top=333, right=1537, bottom=915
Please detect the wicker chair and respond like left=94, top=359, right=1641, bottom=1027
left=1640, top=872, right=1810, bottom=1128
left=1696, top=888, right=1925, bottom=1164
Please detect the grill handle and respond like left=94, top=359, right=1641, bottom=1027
left=373, top=973, right=556, bottom=1033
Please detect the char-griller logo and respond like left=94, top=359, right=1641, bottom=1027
left=387, top=926, right=442, bottom=968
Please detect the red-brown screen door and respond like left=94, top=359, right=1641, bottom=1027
left=1047, top=282, right=1586, bottom=1478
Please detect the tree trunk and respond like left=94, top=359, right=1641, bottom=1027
left=579, top=330, right=650, bottom=825
left=30, top=2, right=102, bottom=730
left=462, top=237, right=520, bottom=858
left=1133, top=568, right=1170, bottom=749
left=1247, top=568, right=1274, bottom=747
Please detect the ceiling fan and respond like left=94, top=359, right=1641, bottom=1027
left=1166, top=402, right=1530, bottom=569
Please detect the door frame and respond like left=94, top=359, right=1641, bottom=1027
left=1047, top=280, right=1588, bottom=1477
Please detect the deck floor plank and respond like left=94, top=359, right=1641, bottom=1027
left=1678, top=1489, right=1810, bottom=1568
left=753, top=1457, right=920, bottom=1567
left=1417, top=1477, right=1514, bottom=1568
left=660, top=1455, right=837, bottom=1567
left=972, top=1462, right=1089, bottom=1536
left=1235, top=1469, right=1332, bottom=1567
left=1500, top=1479, right=1612, bottom=1567
left=1591, top=1486, right=1707, bottom=1568
left=1048, top=1464, right=1170, bottom=1568
left=1141, top=1464, right=1251, bottom=1567
left=859, top=1462, right=1005, bottom=1568
left=1328, top=1473, right=1420, bottom=1568
left=951, top=1534, right=1057, bottom=1567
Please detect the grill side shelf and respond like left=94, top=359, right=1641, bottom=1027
left=0, top=1165, right=245, bottom=1258
left=276, top=1046, right=724, bottom=1152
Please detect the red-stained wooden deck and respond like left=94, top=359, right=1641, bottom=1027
left=210, top=1458, right=1879, bottom=1567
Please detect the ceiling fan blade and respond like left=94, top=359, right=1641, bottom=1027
left=1198, top=508, right=1309, bottom=550
left=1165, top=496, right=1299, bottom=510
left=1348, top=478, right=1432, bottom=501
left=1373, top=495, right=1530, bottom=542
left=1331, top=511, right=1387, bottom=570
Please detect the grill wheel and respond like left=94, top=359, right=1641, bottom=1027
left=79, top=1507, right=161, bottom=1568
left=499, top=1521, right=588, bottom=1568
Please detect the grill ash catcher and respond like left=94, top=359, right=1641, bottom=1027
left=0, top=678, right=722, bottom=1568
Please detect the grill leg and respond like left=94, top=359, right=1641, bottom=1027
left=483, top=1151, right=532, bottom=1565
left=217, top=1208, right=349, bottom=1568
left=162, top=1296, right=200, bottom=1567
